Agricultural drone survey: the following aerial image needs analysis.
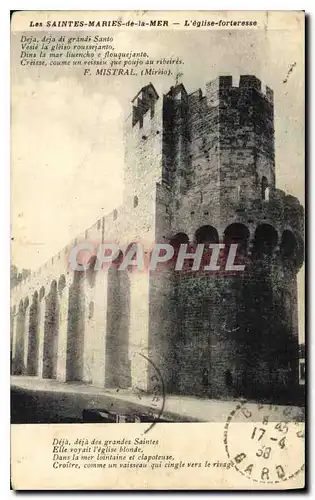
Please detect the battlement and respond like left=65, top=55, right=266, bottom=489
left=131, top=82, right=159, bottom=128
left=11, top=213, right=107, bottom=297
left=220, top=188, right=304, bottom=239
left=11, top=74, right=304, bottom=400
left=12, top=75, right=280, bottom=297
left=205, top=75, right=274, bottom=104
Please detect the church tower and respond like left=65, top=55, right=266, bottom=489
left=126, top=76, right=304, bottom=401
left=11, top=75, right=304, bottom=405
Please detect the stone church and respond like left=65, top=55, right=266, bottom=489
left=11, top=75, right=304, bottom=401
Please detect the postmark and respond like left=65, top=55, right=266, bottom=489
left=224, top=402, right=305, bottom=484
left=133, top=352, right=166, bottom=434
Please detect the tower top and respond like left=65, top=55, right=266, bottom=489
left=131, top=83, right=159, bottom=127
left=131, top=82, right=159, bottom=104
left=204, top=74, right=274, bottom=103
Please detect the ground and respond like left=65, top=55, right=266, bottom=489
left=11, top=376, right=305, bottom=424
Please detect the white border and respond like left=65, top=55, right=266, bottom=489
left=2, top=1, right=311, bottom=498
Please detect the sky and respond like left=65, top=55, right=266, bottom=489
left=11, top=18, right=304, bottom=338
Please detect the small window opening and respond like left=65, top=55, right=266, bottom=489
left=133, top=195, right=139, bottom=208
left=261, top=176, right=269, bottom=201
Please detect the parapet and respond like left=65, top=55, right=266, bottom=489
left=205, top=75, right=274, bottom=104
left=131, top=83, right=159, bottom=128
left=165, top=83, right=188, bottom=100
left=239, top=75, right=261, bottom=92
left=234, top=188, right=304, bottom=247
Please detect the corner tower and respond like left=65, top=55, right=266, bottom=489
left=156, top=75, right=276, bottom=233
left=124, top=76, right=304, bottom=403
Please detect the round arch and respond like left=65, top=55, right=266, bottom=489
left=224, top=223, right=250, bottom=244
left=170, top=232, right=189, bottom=246
left=58, top=274, right=66, bottom=294
left=253, top=224, right=278, bottom=257
left=195, top=225, right=219, bottom=244
left=280, top=230, right=298, bottom=260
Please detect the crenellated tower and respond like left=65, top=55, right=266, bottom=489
left=126, top=76, right=304, bottom=402
left=11, top=75, right=304, bottom=406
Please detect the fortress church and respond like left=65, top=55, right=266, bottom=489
left=11, top=75, right=304, bottom=401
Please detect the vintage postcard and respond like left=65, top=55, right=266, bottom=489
left=11, top=10, right=305, bottom=490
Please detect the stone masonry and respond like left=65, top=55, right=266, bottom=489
left=11, top=75, right=304, bottom=402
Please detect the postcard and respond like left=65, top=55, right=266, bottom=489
left=11, top=10, right=305, bottom=490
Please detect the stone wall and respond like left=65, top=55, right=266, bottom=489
left=11, top=76, right=304, bottom=404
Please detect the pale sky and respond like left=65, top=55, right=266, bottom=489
left=11, top=23, right=304, bottom=339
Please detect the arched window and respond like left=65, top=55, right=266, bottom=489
left=261, top=176, right=269, bottom=201
left=133, top=195, right=139, bottom=208
left=237, top=185, right=241, bottom=201
left=253, top=224, right=278, bottom=257
left=224, top=223, right=250, bottom=253
left=170, top=232, right=189, bottom=246
left=195, top=225, right=219, bottom=244
left=170, top=233, right=189, bottom=257
left=194, top=227, right=219, bottom=268
left=50, top=280, right=57, bottom=293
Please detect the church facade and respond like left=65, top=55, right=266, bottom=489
left=11, top=75, right=304, bottom=401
